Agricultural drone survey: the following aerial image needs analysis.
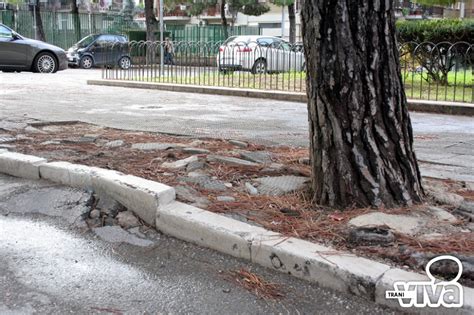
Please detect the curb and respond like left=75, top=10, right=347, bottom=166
left=88, top=79, right=306, bottom=103
left=87, top=79, right=474, bottom=116
left=1, top=150, right=473, bottom=312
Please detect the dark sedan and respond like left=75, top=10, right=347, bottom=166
left=0, top=23, right=67, bottom=73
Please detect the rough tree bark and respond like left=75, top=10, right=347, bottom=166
left=145, top=0, right=158, bottom=42
left=71, top=0, right=81, bottom=42
left=220, top=0, right=229, bottom=39
left=301, top=1, right=423, bottom=209
left=288, top=2, right=296, bottom=43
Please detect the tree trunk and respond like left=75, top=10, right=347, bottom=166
left=301, top=1, right=423, bottom=209
left=288, top=2, right=296, bottom=44
left=220, top=0, right=229, bottom=39
left=145, top=0, right=157, bottom=42
left=71, top=0, right=81, bottom=42
left=32, top=0, right=46, bottom=42
left=144, top=0, right=158, bottom=64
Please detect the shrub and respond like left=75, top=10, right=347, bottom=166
left=396, top=19, right=474, bottom=43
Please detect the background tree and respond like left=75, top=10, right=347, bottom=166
left=301, top=1, right=424, bottom=209
left=119, top=0, right=140, bottom=29
left=31, top=0, right=46, bottom=41
left=220, top=0, right=229, bottom=39
left=221, top=0, right=270, bottom=39
left=71, top=0, right=81, bottom=42
left=144, top=0, right=158, bottom=41
left=273, top=0, right=296, bottom=43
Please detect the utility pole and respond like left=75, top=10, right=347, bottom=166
left=281, top=0, right=285, bottom=39
left=33, top=0, right=37, bottom=39
left=159, top=0, right=164, bottom=76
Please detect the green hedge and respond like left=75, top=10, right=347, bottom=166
left=397, top=19, right=474, bottom=43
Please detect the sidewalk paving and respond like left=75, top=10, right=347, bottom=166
left=1, top=69, right=473, bottom=182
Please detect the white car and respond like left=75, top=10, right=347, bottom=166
left=217, top=35, right=305, bottom=74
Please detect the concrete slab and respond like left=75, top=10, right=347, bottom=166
left=349, top=212, right=425, bottom=235
left=253, top=176, right=309, bottom=196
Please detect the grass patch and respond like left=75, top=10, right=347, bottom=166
left=132, top=69, right=472, bottom=103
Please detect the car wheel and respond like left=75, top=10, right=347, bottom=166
left=118, top=56, right=131, bottom=70
left=34, top=52, right=57, bottom=73
left=80, top=56, right=94, bottom=69
left=251, top=59, right=267, bottom=75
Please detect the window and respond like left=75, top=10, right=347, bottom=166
left=257, top=38, right=274, bottom=47
left=116, top=36, right=127, bottom=42
left=0, top=25, right=12, bottom=39
left=76, top=35, right=98, bottom=48
left=95, top=35, right=115, bottom=47
left=102, top=35, right=117, bottom=43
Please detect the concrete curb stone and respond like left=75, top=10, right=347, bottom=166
left=91, top=170, right=175, bottom=226
left=0, top=151, right=46, bottom=179
left=251, top=236, right=390, bottom=298
left=156, top=201, right=275, bottom=260
left=87, top=80, right=474, bottom=116
left=39, top=161, right=176, bottom=227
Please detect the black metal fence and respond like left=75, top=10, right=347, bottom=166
left=101, top=41, right=473, bottom=103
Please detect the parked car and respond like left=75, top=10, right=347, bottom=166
left=217, top=36, right=305, bottom=74
left=0, top=23, right=67, bottom=73
left=67, top=34, right=131, bottom=69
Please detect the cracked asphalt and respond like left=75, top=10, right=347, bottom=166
left=0, top=69, right=472, bottom=182
left=0, top=174, right=393, bottom=314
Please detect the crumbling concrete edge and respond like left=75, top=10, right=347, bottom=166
left=87, top=79, right=474, bottom=117
left=0, top=150, right=472, bottom=312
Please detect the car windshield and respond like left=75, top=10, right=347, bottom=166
left=75, top=35, right=99, bottom=48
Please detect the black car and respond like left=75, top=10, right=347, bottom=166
left=0, top=23, right=68, bottom=73
left=67, top=34, right=131, bottom=69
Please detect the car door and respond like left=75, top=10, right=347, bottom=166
left=89, top=35, right=110, bottom=66
left=269, top=39, right=285, bottom=72
left=0, top=25, right=28, bottom=69
left=256, top=37, right=273, bottom=68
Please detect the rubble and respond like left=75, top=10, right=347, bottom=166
left=245, top=182, right=259, bottom=195
left=229, top=140, right=248, bottom=148
left=104, top=140, right=125, bottom=148
left=131, top=142, right=184, bottom=151
left=217, top=196, right=236, bottom=202
left=348, top=212, right=425, bottom=235
left=116, top=211, right=141, bottom=229
left=348, top=227, right=395, bottom=246
left=207, top=155, right=260, bottom=167
left=162, top=156, right=198, bottom=169
left=253, top=176, right=309, bottom=196
left=182, top=147, right=210, bottom=154
left=239, top=151, right=273, bottom=164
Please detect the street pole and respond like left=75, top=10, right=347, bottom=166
left=460, top=0, right=465, bottom=19
left=159, top=0, right=164, bottom=76
left=33, top=0, right=37, bottom=40
left=281, top=3, right=285, bottom=39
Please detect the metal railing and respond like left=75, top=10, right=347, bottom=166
left=102, top=41, right=473, bottom=103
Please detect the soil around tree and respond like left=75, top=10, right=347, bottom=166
left=2, top=120, right=473, bottom=287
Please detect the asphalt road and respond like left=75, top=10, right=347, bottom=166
left=0, top=69, right=473, bottom=182
left=0, top=174, right=392, bottom=314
